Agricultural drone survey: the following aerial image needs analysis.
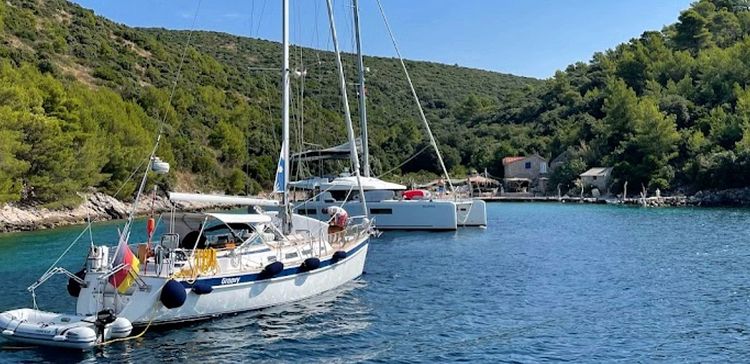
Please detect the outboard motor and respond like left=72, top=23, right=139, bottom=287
left=94, top=309, right=117, bottom=343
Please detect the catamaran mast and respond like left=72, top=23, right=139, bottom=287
left=281, top=0, right=292, bottom=232
left=375, top=0, right=455, bottom=195
left=325, top=0, right=369, bottom=218
left=352, top=0, right=370, bottom=177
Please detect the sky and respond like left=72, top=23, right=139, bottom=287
left=72, top=0, right=694, bottom=79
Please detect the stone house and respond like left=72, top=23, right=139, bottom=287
left=502, top=154, right=548, bottom=193
left=580, top=167, right=613, bottom=193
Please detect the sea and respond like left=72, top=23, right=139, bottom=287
left=0, top=203, right=749, bottom=363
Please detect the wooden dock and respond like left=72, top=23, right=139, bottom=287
left=479, top=196, right=609, bottom=204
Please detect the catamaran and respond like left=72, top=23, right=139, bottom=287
left=285, top=0, right=487, bottom=230
left=290, top=174, right=460, bottom=230
left=0, top=0, right=373, bottom=350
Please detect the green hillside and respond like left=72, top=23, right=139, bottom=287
left=481, top=0, right=750, bottom=194
left=0, top=0, right=538, bottom=207
left=3, top=0, right=748, bottom=207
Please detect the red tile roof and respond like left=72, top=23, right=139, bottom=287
left=502, top=156, right=525, bottom=165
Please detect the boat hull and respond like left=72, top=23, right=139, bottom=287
left=0, top=309, right=131, bottom=350
left=455, top=199, right=487, bottom=227
left=118, top=239, right=369, bottom=326
left=290, top=200, right=458, bottom=230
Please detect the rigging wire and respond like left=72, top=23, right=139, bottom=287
left=122, top=0, right=203, bottom=242
left=35, top=223, right=91, bottom=290
left=112, top=0, right=202, bottom=200
left=376, top=144, right=431, bottom=179
left=157, top=0, right=203, bottom=135
left=291, top=0, right=305, bottom=182
left=111, top=154, right=148, bottom=199
left=36, top=0, right=206, bottom=345
left=249, top=0, right=255, bottom=38
left=254, top=0, right=268, bottom=36
left=374, top=0, right=456, bottom=194
left=246, top=0, right=260, bottom=194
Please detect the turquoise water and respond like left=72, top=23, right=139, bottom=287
left=1, top=203, right=749, bottom=362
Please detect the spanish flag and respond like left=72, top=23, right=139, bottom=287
left=109, top=240, right=140, bottom=293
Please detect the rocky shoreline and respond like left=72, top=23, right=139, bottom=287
left=1, top=188, right=748, bottom=233
left=621, top=187, right=750, bottom=207
left=0, top=192, right=248, bottom=233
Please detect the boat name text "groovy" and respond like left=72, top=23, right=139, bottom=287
left=220, top=277, right=241, bottom=285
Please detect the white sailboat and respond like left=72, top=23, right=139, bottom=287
left=0, top=0, right=372, bottom=350
left=286, top=0, right=487, bottom=230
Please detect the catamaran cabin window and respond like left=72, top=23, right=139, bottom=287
left=370, top=208, right=393, bottom=215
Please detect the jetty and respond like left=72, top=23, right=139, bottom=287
left=480, top=196, right=607, bottom=204
left=478, top=195, right=703, bottom=207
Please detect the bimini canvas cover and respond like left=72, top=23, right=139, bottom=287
left=165, top=212, right=270, bottom=249
left=204, top=213, right=272, bottom=224
left=169, top=192, right=279, bottom=207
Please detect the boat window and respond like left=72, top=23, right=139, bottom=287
left=370, top=208, right=393, bottom=215
left=296, top=208, right=317, bottom=215
left=285, top=252, right=298, bottom=259
left=190, top=223, right=254, bottom=249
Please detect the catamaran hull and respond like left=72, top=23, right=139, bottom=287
left=290, top=200, right=458, bottom=230
left=118, top=240, right=369, bottom=326
left=455, top=199, right=487, bottom=227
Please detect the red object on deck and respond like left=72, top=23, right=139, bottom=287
left=403, top=189, right=431, bottom=200
left=335, top=210, right=348, bottom=227
left=146, top=217, right=155, bottom=237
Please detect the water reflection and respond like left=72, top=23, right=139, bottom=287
left=88, top=279, right=372, bottom=363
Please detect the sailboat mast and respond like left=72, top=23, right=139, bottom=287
left=352, top=0, right=370, bottom=177
left=281, top=0, right=291, bottom=231
left=325, top=0, right=369, bottom=218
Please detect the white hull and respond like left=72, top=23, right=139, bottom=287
left=0, top=309, right=132, bottom=350
left=455, top=199, right=487, bottom=227
left=291, top=200, right=458, bottom=230
left=119, top=241, right=368, bottom=325
left=74, top=213, right=371, bottom=327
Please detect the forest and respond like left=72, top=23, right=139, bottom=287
left=0, top=0, right=749, bottom=207
left=508, top=0, right=750, bottom=195
left=0, top=0, right=536, bottom=207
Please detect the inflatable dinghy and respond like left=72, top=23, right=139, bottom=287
left=0, top=308, right=132, bottom=350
